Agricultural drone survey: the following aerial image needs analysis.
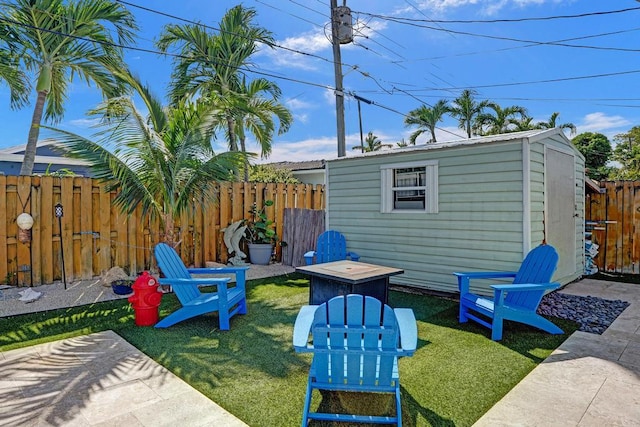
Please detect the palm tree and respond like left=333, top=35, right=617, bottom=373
left=46, top=73, right=248, bottom=246
left=352, top=132, right=392, bottom=152
left=0, top=21, right=29, bottom=108
left=509, top=115, right=537, bottom=132
left=0, top=0, right=138, bottom=175
left=233, top=78, right=292, bottom=181
left=396, top=138, right=414, bottom=148
left=475, top=103, right=528, bottom=135
left=404, top=100, right=449, bottom=144
left=537, top=112, right=577, bottom=135
left=157, top=5, right=287, bottom=163
left=448, top=89, right=489, bottom=138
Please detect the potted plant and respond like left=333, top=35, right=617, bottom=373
left=244, top=200, right=278, bottom=265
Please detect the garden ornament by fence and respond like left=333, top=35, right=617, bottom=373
left=16, top=212, right=34, bottom=243
left=222, top=220, right=248, bottom=266
left=55, top=203, right=67, bottom=290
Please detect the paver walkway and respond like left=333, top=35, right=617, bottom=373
left=0, top=330, right=247, bottom=427
left=475, top=279, right=640, bottom=426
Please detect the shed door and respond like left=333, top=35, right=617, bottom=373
left=545, top=148, right=576, bottom=280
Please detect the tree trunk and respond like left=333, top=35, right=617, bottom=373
left=20, top=90, right=47, bottom=175
left=240, top=136, right=249, bottom=182
left=163, top=213, right=176, bottom=248
left=226, top=116, right=237, bottom=151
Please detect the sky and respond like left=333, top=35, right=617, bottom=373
left=2, top=0, right=640, bottom=163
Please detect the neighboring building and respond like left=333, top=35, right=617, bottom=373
left=0, top=140, right=91, bottom=176
left=324, top=129, right=585, bottom=295
left=269, top=160, right=326, bottom=185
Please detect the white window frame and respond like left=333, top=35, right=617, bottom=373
left=380, top=160, right=438, bottom=213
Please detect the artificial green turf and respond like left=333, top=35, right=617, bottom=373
left=0, top=274, right=578, bottom=426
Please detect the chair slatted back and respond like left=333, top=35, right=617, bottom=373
left=155, top=243, right=201, bottom=305
left=509, top=244, right=559, bottom=309
left=316, top=230, right=349, bottom=264
left=311, top=295, right=400, bottom=390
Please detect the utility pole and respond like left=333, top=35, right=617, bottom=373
left=330, top=0, right=352, bottom=157
left=354, top=94, right=372, bottom=154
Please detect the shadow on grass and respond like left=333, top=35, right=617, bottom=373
left=390, top=288, right=579, bottom=363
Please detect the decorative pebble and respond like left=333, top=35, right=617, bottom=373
left=537, top=292, right=630, bottom=335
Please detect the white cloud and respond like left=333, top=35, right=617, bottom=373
left=262, top=30, right=331, bottom=70
left=67, top=118, right=101, bottom=129
left=285, top=98, right=314, bottom=110
left=577, top=112, right=631, bottom=134
left=397, top=0, right=567, bottom=16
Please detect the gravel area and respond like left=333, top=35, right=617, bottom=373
left=0, top=263, right=295, bottom=318
left=538, top=291, right=630, bottom=334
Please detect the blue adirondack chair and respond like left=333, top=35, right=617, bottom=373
left=303, top=230, right=360, bottom=265
left=293, top=294, right=417, bottom=426
left=453, top=244, right=563, bottom=341
left=154, top=243, right=249, bottom=330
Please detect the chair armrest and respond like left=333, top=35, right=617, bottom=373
left=303, top=251, right=315, bottom=265
left=453, top=271, right=517, bottom=294
left=453, top=271, right=518, bottom=280
left=187, top=267, right=247, bottom=288
left=293, top=305, right=319, bottom=352
left=394, top=308, right=417, bottom=355
left=492, top=282, right=560, bottom=307
left=347, top=252, right=360, bottom=262
left=158, top=277, right=230, bottom=287
left=492, top=282, right=560, bottom=292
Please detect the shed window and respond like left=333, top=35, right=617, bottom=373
left=381, top=160, right=438, bottom=213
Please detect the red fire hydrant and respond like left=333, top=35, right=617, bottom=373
left=128, top=272, right=162, bottom=326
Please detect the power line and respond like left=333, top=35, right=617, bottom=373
left=116, top=0, right=346, bottom=68
left=362, top=16, right=640, bottom=53
left=254, top=0, right=324, bottom=28
left=357, top=6, right=640, bottom=24
left=0, top=16, right=334, bottom=93
left=396, top=27, right=640, bottom=63
left=390, top=69, right=640, bottom=91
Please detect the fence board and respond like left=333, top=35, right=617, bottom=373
left=0, top=176, right=7, bottom=282
left=31, top=177, right=42, bottom=285
left=587, top=181, right=640, bottom=274
left=0, top=177, right=324, bottom=285
left=60, top=177, right=74, bottom=283
left=282, top=208, right=325, bottom=267
left=39, top=177, right=53, bottom=284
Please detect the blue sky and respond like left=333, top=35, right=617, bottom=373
left=2, top=0, right=640, bottom=162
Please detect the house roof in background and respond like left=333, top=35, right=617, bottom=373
left=0, top=139, right=89, bottom=166
left=267, top=160, right=326, bottom=171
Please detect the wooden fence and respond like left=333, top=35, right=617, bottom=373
left=1, top=176, right=324, bottom=286
left=586, top=181, right=640, bottom=274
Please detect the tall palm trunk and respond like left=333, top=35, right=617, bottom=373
left=227, top=116, right=242, bottom=180
left=226, top=116, right=238, bottom=151
left=20, top=90, right=47, bottom=175
left=163, top=213, right=176, bottom=248
left=240, top=136, right=249, bottom=182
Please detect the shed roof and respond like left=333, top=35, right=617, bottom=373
left=329, top=128, right=583, bottom=162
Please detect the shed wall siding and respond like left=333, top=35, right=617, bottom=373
left=326, top=131, right=584, bottom=295
left=327, top=141, right=528, bottom=294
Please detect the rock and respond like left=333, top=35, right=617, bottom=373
left=99, top=267, right=131, bottom=287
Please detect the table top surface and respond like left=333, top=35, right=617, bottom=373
left=295, top=260, right=404, bottom=284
